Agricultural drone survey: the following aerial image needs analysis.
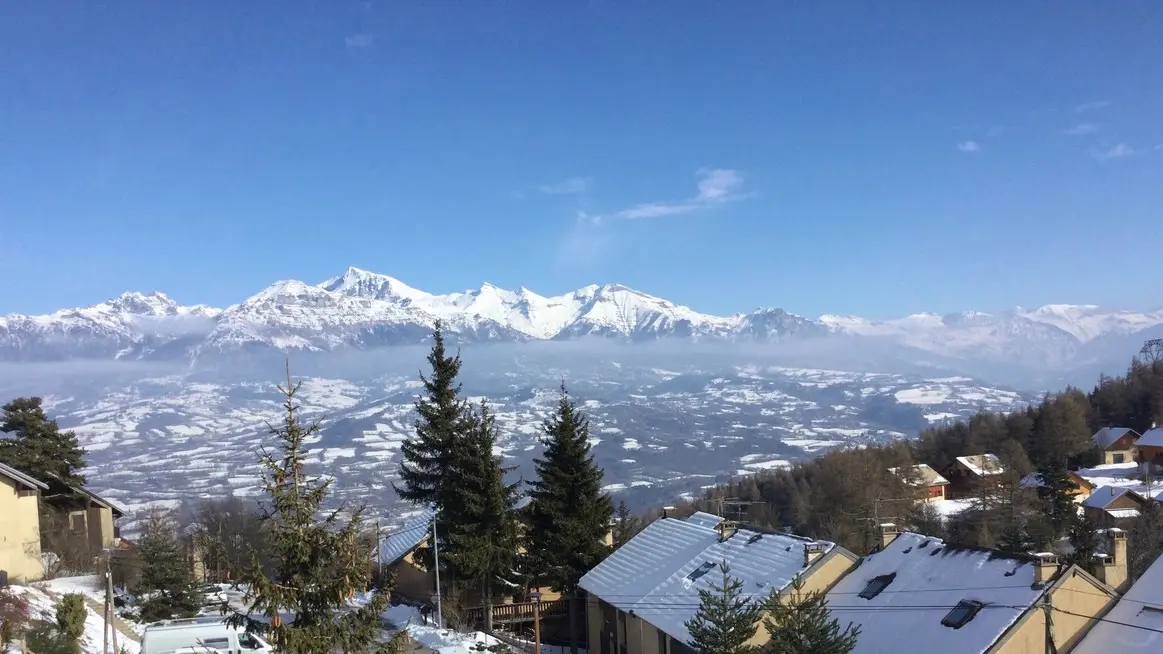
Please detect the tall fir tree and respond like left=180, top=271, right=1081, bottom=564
left=442, top=401, right=521, bottom=630
left=612, top=500, right=641, bottom=548
left=226, top=365, right=401, bottom=654
left=684, top=562, right=762, bottom=654
left=1066, top=513, right=1100, bottom=570
left=135, top=507, right=199, bottom=622
left=526, top=383, right=614, bottom=654
left=0, top=397, right=87, bottom=487
left=762, top=577, right=860, bottom=654
left=1036, top=461, right=1078, bottom=535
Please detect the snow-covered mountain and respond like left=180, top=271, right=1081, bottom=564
left=3, top=266, right=1161, bottom=382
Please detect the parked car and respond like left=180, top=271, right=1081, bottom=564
left=141, top=617, right=273, bottom=654
left=201, top=585, right=228, bottom=607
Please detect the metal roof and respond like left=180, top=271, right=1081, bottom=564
left=0, top=461, right=48, bottom=491
left=377, top=507, right=436, bottom=566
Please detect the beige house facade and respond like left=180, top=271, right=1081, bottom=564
left=0, top=462, right=49, bottom=583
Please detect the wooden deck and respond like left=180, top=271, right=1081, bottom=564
left=463, top=599, right=570, bottom=626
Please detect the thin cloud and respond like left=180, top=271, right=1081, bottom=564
left=615, top=168, right=747, bottom=221
left=1093, top=143, right=1136, bottom=162
left=1075, top=100, right=1110, bottom=113
left=538, top=177, right=591, bottom=195
left=957, top=141, right=981, bottom=153
left=344, top=34, right=376, bottom=49
left=1064, top=123, right=1100, bottom=136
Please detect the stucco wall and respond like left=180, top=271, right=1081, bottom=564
left=0, top=476, right=43, bottom=582
left=991, top=571, right=1116, bottom=654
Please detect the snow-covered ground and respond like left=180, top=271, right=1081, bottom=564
left=8, top=578, right=142, bottom=654
left=1076, top=462, right=1163, bottom=500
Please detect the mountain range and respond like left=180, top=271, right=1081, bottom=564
left=2, top=267, right=1161, bottom=384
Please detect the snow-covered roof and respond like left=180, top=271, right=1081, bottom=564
left=1138, top=427, right=1163, bottom=448
left=955, top=454, right=1005, bottom=477
left=1019, top=471, right=1094, bottom=492
left=579, top=517, right=836, bottom=646
left=685, top=511, right=724, bottom=529
left=0, top=461, right=48, bottom=491
left=1093, top=427, right=1138, bottom=449
left=378, top=507, right=435, bottom=566
left=1073, top=544, right=1163, bottom=653
left=889, top=464, right=949, bottom=487
left=1083, top=486, right=1147, bottom=510
left=826, top=532, right=1046, bottom=654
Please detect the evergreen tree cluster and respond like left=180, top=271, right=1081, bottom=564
left=0, top=396, right=87, bottom=488
left=397, top=323, right=613, bottom=652
left=696, top=358, right=1163, bottom=557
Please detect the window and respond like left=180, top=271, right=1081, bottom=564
left=1112, top=453, right=1125, bottom=464
left=199, top=637, right=230, bottom=653
left=858, top=573, right=896, bottom=600
left=941, top=600, right=984, bottom=629
left=686, top=561, right=717, bottom=581
left=69, top=513, right=86, bottom=533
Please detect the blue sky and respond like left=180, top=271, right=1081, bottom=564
left=2, top=2, right=1161, bottom=319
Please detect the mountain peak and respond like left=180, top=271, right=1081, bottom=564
left=320, top=267, right=430, bottom=303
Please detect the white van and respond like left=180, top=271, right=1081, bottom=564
left=141, top=616, right=274, bottom=654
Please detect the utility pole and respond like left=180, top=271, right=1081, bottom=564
left=376, top=518, right=384, bottom=585
left=1042, top=594, right=1057, bottom=654
left=105, top=549, right=119, bottom=651
left=531, top=591, right=542, bottom=654
left=103, top=551, right=111, bottom=654
left=432, top=517, right=443, bottom=628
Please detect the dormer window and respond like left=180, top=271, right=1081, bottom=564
left=686, top=561, right=717, bottom=581
left=941, top=600, right=984, bottom=629
left=858, top=573, right=896, bottom=600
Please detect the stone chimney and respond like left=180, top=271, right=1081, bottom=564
left=717, top=520, right=738, bottom=542
left=879, top=523, right=900, bottom=549
left=1096, top=528, right=1129, bottom=591
left=662, top=506, right=676, bottom=519
left=803, top=542, right=828, bottom=567
left=1034, top=553, right=1060, bottom=586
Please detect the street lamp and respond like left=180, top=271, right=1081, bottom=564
left=529, top=592, right=542, bottom=654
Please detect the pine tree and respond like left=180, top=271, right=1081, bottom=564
left=442, top=401, right=521, bottom=631
left=762, top=577, right=860, bottom=654
left=226, top=365, right=402, bottom=654
left=0, top=397, right=87, bottom=487
left=526, top=383, right=614, bottom=654
left=135, top=507, right=199, bottom=622
left=1066, top=513, right=1100, bottom=570
left=55, top=594, right=86, bottom=654
left=684, top=562, right=762, bottom=654
left=612, top=500, right=641, bottom=548
left=1036, top=461, right=1077, bottom=534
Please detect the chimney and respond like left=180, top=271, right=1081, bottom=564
left=717, top=520, right=737, bottom=542
left=803, top=542, right=827, bottom=567
left=662, top=506, right=676, bottom=519
left=1034, top=553, right=1060, bottom=586
left=879, top=523, right=899, bottom=549
left=1096, top=528, right=1129, bottom=591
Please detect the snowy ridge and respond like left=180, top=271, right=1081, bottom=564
left=2, top=266, right=1162, bottom=368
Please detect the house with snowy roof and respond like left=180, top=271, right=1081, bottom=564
left=943, top=454, right=1006, bottom=499
left=1083, top=486, right=1150, bottom=525
left=888, top=464, right=950, bottom=502
left=1092, top=427, right=1141, bottom=465
left=578, top=511, right=858, bottom=654
left=1135, top=425, right=1163, bottom=468
left=827, top=523, right=1120, bottom=654
left=1073, top=529, right=1163, bottom=653
left=375, top=507, right=438, bottom=603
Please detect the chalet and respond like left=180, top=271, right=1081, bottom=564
left=1072, top=529, right=1163, bottom=653
left=826, top=523, right=1119, bottom=653
left=1018, top=471, right=1096, bottom=503
left=0, top=461, right=49, bottom=583
left=44, top=478, right=126, bottom=554
left=888, top=464, right=950, bottom=502
left=579, top=512, right=859, bottom=654
left=1092, top=427, right=1141, bottom=465
left=1135, top=425, right=1163, bottom=468
left=1082, top=486, right=1150, bottom=525
left=943, top=454, right=1005, bottom=498
left=375, top=507, right=437, bottom=603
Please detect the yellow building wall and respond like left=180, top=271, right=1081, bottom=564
left=1102, top=448, right=1135, bottom=465
left=741, top=552, right=858, bottom=648
left=0, top=476, right=43, bottom=582
left=87, top=505, right=115, bottom=551
left=991, top=572, right=1116, bottom=654
left=587, top=594, right=602, bottom=654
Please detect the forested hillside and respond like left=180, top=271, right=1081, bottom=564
left=685, top=358, right=1163, bottom=575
